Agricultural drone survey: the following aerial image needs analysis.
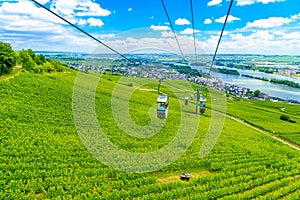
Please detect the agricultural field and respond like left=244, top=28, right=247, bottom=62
left=0, top=70, right=300, bottom=199
left=224, top=97, right=300, bottom=146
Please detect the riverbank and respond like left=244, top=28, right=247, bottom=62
left=189, top=76, right=300, bottom=105
left=241, top=74, right=300, bottom=89
left=193, top=65, right=300, bottom=102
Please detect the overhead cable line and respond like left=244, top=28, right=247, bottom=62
left=160, top=0, right=187, bottom=62
left=30, top=0, right=138, bottom=66
left=190, top=0, right=197, bottom=63
left=205, top=0, right=234, bottom=84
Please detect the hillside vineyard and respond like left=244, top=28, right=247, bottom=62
left=1, top=70, right=300, bottom=199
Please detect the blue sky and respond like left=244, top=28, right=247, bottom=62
left=0, top=0, right=300, bottom=55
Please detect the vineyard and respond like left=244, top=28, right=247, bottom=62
left=0, top=70, right=300, bottom=199
left=225, top=97, right=300, bottom=146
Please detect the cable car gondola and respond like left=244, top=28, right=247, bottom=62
left=199, top=95, right=206, bottom=114
left=157, top=94, right=169, bottom=119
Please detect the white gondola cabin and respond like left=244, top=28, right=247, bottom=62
left=199, top=95, right=206, bottom=114
left=157, top=95, right=169, bottom=119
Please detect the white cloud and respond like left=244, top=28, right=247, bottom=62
left=87, top=18, right=104, bottom=27
left=273, top=31, right=285, bottom=36
left=150, top=16, right=154, bottom=19
left=236, top=0, right=256, bottom=6
left=0, top=1, right=62, bottom=23
left=93, top=33, right=116, bottom=40
left=204, top=18, right=212, bottom=24
left=128, top=8, right=132, bottom=12
left=199, top=31, right=295, bottom=55
left=230, top=30, right=274, bottom=41
left=206, top=29, right=300, bottom=55
left=50, top=1, right=77, bottom=16
left=0, top=1, right=65, bottom=27
left=161, top=31, right=174, bottom=37
left=245, top=17, right=293, bottom=28
left=291, top=13, right=300, bottom=20
left=175, top=18, right=191, bottom=25
left=78, top=19, right=87, bottom=25
left=37, top=0, right=50, bottom=4
left=215, top=15, right=241, bottom=23
left=207, top=0, right=222, bottom=6
left=236, top=0, right=285, bottom=6
left=281, top=32, right=300, bottom=39
left=150, top=25, right=171, bottom=31
left=47, top=0, right=110, bottom=26
left=50, top=0, right=111, bottom=17
left=257, top=0, right=285, bottom=4
left=0, top=1, right=102, bottom=52
left=1, top=0, right=299, bottom=55
left=180, top=28, right=200, bottom=35
left=220, top=30, right=229, bottom=36
left=91, top=28, right=208, bottom=55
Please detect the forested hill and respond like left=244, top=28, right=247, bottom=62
left=0, top=41, right=67, bottom=76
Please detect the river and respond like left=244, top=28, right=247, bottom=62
left=193, top=66, right=300, bottom=102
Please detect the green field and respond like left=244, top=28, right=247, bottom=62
left=1, top=70, right=300, bottom=199
left=224, top=97, right=300, bottom=146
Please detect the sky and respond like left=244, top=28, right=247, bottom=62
left=0, top=0, right=300, bottom=55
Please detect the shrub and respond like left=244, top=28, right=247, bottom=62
left=280, top=115, right=290, bottom=121
left=280, top=115, right=296, bottom=123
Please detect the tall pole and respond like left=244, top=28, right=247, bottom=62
left=195, top=87, right=201, bottom=114
left=158, top=78, right=163, bottom=94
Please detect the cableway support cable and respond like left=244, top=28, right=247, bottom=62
left=30, top=0, right=138, bottom=67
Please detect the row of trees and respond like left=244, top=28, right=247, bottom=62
left=19, top=49, right=65, bottom=74
left=166, top=63, right=202, bottom=77
left=241, top=74, right=269, bottom=81
left=212, top=67, right=240, bottom=75
left=241, top=74, right=300, bottom=89
left=270, top=78, right=300, bottom=89
left=216, top=61, right=279, bottom=74
left=0, top=41, right=66, bottom=76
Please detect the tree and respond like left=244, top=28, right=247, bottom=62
left=19, top=49, right=36, bottom=71
left=49, top=60, right=64, bottom=72
left=0, top=41, right=16, bottom=76
left=253, top=90, right=260, bottom=97
left=42, top=61, right=55, bottom=73
left=34, top=54, right=46, bottom=65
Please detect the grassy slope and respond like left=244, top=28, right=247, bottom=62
left=0, top=71, right=300, bottom=199
left=0, top=66, right=22, bottom=81
left=225, top=96, right=300, bottom=146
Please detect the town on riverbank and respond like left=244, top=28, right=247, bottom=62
left=67, top=58, right=300, bottom=105
left=41, top=52, right=300, bottom=104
